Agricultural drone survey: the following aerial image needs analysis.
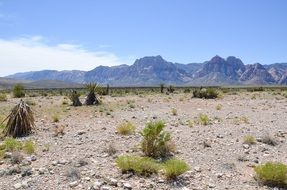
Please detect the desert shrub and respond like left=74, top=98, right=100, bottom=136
left=103, top=143, right=117, bottom=156
left=243, top=135, right=256, bottom=145
left=13, top=84, right=25, bottom=98
left=160, top=83, right=164, bottom=93
left=4, top=100, right=35, bottom=137
left=255, top=162, right=287, bottom=187
left=117, top=121, right=135, bottom=135
left=216, top=104, right=222, bottom=110
left=171, top=108, right=177, bottom=116
left=0, top=93, right=7, bottom=101
left=69, top=90, right=82, bottom=106
left=22, top=140, right=36, bottom=154
left=183, top=88, right=191, bottom=93
left=163, top=158, right=189, bottom=179
left=193, top=88, right=218, bottom=99
left=52, top=114, right=60, bottom=122
left=198, top=114, right=210, bottom=125
left=282, top=91, right=287, bottom=98
left=140, top=121, right=174, bottom=158
left=116, top=155, right=160, bottom=176
left=85, top=83, right=100, bottom=105
left=26, top=99, right=36, bottom=106
left=3, top=137, right=22, bottom=151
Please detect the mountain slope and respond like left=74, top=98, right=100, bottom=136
left=6, top=55, right=287, bottom=86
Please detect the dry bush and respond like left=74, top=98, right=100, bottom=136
left=3, top=100, right=35, bottom=137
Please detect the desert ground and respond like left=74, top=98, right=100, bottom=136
left=0, top=89, right=287, bottom=190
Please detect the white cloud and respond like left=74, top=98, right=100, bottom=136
left=0, top=36, right=127, bottom=76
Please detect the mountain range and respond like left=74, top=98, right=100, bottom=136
left=6, top=55, right=287, bottom=86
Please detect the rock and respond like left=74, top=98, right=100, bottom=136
left=69, top=181, right=79, bottom=188
left=57, top=159, right=67, bottom=165
left=4, top=152, right=12, bottom=158
left=21, top=159, right=32, bottom=166
left=21, top=168, right=33, bottom=177
left=0, top=169, right=5, bottom=177
left=77, top=130, right=85, bottom=135
left=101, top=186, right=112, bottom=190
left=243, top=144, right=250, bottom=149
left=7, top=167, right=21, bottom=175
left=21, top=180, right=29, bottom=188
left=30, top=155, right=37, bottom=161
left=38, top=168, right=46, bottom=175
left=123, top=182, right=132, bottom=189
left=216, top=173, right=223, bottom=178
left=14, top=183, right=22, bottom=189
left=194, top=166, right=202, bottom=172
left=92, top=181, right=104, bottom=189
left=109, top=178, right=118, bottom=186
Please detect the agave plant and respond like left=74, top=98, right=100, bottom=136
left=85, top=83, right=100, bottom=105
left=3, top=100, right=35, bottom=137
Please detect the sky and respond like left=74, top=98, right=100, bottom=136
left=0, top=0, right=287, bottom=76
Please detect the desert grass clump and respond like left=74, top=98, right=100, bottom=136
left=69, top=90, right=82, bottom=106
left=116, top=155, right=160, bottom=176
left=254, top=162, right=287, bottom=187
left=3, top=137, right=22, bottom=151
left=13, top=84, right=25, bottom=98
left=162, top=158, right=190, bottom=179
left=171, top=108, right=177, bottom=116
left=3, top=100, right=35, bottom=137
left=198, top=114, right=210, bottom=125
left=117, top=121, right=135, bottom=135
left=140, top=121, right=175, bottom=158
left=216, top=104, right=222, bottom=110
left=85, top=83, right=100, bottom=105
left=243, top=135, right=256, bottom=145
left=10, top=151, right=24, bottom=164
left=160, top=83, right=165, bottom=93
left=52, top=114, right=60, bottom=122
left=53, top=124, right=66, bottom=137
left=0, top=93, right=7, bottom=101
left=22, top=140, right=36, bottom=154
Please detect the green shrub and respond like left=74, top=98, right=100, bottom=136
left=52, top=114, right=60, bottom=122
left=216, top=104, right=222, bottom=110
left=140, top=121, right=174, bottom=158
left=243, top=135, right=256, bottom=145
left=3, top=137, right=22, bottom=151
left=116, top=155, right=160, bottom=176
left=255, top=162, right=287, bottom=187
left=117, top=121, right=135, bottom=135
left=0, top=93, right=7, bottom=101
left=13, top=84, right=25, bottom=98
left=193, top=88, right=218, bottom=99
left=22, top=140, right=36, bottom=154
left=198, top=114, right=210, bottom=125
left=163, top=159, right=190, bottom=179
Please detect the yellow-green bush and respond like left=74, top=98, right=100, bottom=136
left=163, top=158, right=190, bottom=179
left=116, top=121, right=135, bottom=135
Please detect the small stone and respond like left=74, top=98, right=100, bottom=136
left=110, top=178, right=118, bottom=186
left=4, top=152, right=12, bottom=158
left=216, top=173, right=223, bottom=178
left=208, top=184, right=216, bottom=188
left=123, top=182, right=132, bottom=189
left=194, top=166, right=202, bottom=172
left=21, top=180, right=29, bottom=188
left=69, top=181, right=79, bottom=188
left=52, top=161, right=57, bottom=166
left=58, top=159, right=67, bottom=165
left=243, top=144, right=250, bottom=149
left=38, top=168, right=46, bottom=175
left=77, top=130, right=85, bottom=135
left=30, top=155, right=37, bottom=161
left=92, top=181, right=103, bottom=189
left=14, top=183, right=22, bottom=189
left=21, top=168, right=33, bottom=177
left=101, top=186, right=112, bottom=190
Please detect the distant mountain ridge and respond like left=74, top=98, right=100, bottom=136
left=7, top=55, right=287, bottom=86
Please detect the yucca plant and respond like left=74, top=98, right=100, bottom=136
left=140, top=121, right=174, bottom=158
left=3, top=100, right=35, bottom=137
left=85, top=83, right=99, bottom=105
left=69, top=90, right=82, bottom=106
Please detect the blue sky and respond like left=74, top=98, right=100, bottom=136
left=0, top=0, right=287, bottom=76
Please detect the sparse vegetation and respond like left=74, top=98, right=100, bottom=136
left=69, top=90, right=82, bottom=106
left=52, top=114, right=60, bottom=122
left=243, top=135, right=256, bottom=145
left=0, top=93, right=7, bottom=101
left=160, top=83, right=164, bottom=93
left=117, top=121, right=135, bottom=135
left=3, top=137, right=22, bottom=151
left=193, top=88, right=218, bottom=99
left=4, top=100, right=35, bottom=137
left=13, top=84, right=25, bottom=98
left=171, top=108, right=177, bottom=116
left=163, top=158, right=190, bottom=180
left=85, top=83, right=100, bottom=105
left=255, top=162, right=287, bottom=187
left=23, top=140, right=36, bottom=154
left=216, top=104, right=222, bottom=110
left=198, top=114, right=210, bottom=125
left=140, top=121, right=175, bottom=158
